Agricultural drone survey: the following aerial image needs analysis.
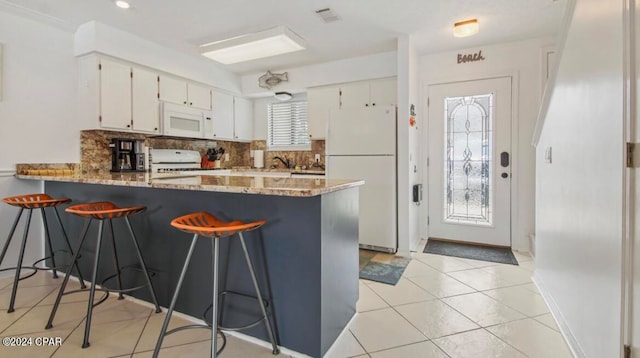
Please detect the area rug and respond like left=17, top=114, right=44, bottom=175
left=424, top=239, right=519, bottom=265
left=359, top=250, right=411, bottom=285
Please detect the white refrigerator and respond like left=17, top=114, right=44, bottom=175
left=326, top=105, right=397, bottom=252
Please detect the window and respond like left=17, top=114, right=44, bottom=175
left=267, top=101, right=310, bottom=150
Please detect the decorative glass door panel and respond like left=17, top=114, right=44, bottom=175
left=428, top=77, right=511, bottom=247
left=444, top=94, right=493, bottom=226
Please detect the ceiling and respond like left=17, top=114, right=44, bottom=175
left=1, top=0, right=567, bottom=75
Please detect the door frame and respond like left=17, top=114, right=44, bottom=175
left=421, top=72, right=520, bottom=247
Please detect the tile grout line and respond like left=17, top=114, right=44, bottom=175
left=129, top=304, right=154, bottom=356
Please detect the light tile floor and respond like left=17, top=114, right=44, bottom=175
left=0, top=241, right=573, bottom=358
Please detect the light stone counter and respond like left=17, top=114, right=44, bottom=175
left=16, top=172, right=360, bottom=197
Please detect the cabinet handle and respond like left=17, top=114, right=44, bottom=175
left=190, top=102, right=193, bottom=106
left=235, top=136, right=238, bottom=139
left=154, top=127, right=158, bottom=131
left=365, top=103, right=369, bottom=107
left=126, top=124, right=131, bottom=128
left=372, top=103, right=376, bottom=106
left=213, top=134, right=217, bottom=137
left=183, top=101, right=187, bottom=104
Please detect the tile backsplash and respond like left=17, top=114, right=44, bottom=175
left=250, top=140, right=325, bottom=170
left=80, top=130, right=250, bottom=174
left=79, top=130, right=326, bottom=173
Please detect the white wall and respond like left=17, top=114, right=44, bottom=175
left=75, top=21, right=241, bottom=93
left=0, top=10, right=81, bottom=273
left=397, top=35, right=422, bottom=254
left=419, top=36, right=554, bottom=251
left=253, top=93, right=307, bottom=140
left=535, top=0, right=625, bottom=356
left=241, top=52, right=397, bottom=97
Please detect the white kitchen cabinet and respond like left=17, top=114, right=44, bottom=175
left=99, top=59, right=132, bottom=130
left=187, top=83, right=212, bottom=110
left=211, top=91, right=235, bottom=139
left=307, top=86, right=339, bottom=139
left=234, top=97, right=253, bottom=141
left=159, top=76, right=212, bottom=110
left=131, top=67, right=160, bottom=133
left=339, top=78, right=397, bottom=109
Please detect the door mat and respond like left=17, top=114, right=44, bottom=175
left=359, top=250, right=411, bottom=285
left=423, top=239, right=519, bottom=265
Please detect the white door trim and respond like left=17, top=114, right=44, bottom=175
left=421, top=72, right=520, bottom=247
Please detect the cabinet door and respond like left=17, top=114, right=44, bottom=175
left=211, top=91, right=235, bottom=139
left=187, top=83, right=212, bottom=110
left=159, top=75, right=187, bottom=105
left=369, top=78, right=397, bottom=107
left=99, top=59, right=132, bottom=130
left=132, top=67, right=160, bottom=133
left=339, top=82, right=370, bottom=110
left=307, top=86, right=339, bottom=139
left=234, top=97, right=253, bottom=141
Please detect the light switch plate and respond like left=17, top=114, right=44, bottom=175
left=545, top=147, right=552, bottom=164
left=315, top=154, right=321, bottom=162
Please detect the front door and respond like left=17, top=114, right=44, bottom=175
left=427, top=77, right=512, bottom=247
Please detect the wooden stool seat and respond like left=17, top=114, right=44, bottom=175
left=65, top=202, right=145, bottom=220
left=2, top=194, right=70, bottom=209
left=170, top=212, right=265, bottom=238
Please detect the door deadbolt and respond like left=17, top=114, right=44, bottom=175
left=501, top=173, right=509, bottom=178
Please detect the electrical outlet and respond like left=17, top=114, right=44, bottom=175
left=224, top=153, right=229, bottom=161
left=314, top=154, right=321, bottom=162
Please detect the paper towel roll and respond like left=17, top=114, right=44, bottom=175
left=253, top=150, right=264, bottom=168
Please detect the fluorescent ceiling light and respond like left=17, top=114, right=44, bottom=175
left=200, top=26, right=306, bottom=64
left=115, top=1, right=130, bottom=9
left=453, top=19, right=479, bottom=38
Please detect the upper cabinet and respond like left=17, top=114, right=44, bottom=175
left=99, top=59, right=132, bottom=131
left=307, top=86, right=339, bottom=139
left=78, top=56, right=161, bottom=134
left=209, top=91, right=253, bottom=142
left=159, top=76, right=212, bottom=110
left=211, top=91, right=235, bottom=139
left=131, top=67, right=160, bottom=134
left=234, top=97, right=253, bottom=141
left=339, top=78, right=397, bottom=109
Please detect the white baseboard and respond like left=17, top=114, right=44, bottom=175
left=533, top=273, right=584, bottom=358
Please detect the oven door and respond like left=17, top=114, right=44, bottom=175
left=162, top=102, right=206, bottom=138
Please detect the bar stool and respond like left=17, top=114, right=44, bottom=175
left=0, top=194, right=86, bottom=313
left=45, top=201, right=161, bottom=348
left=153, top=212, right=279, bottom=358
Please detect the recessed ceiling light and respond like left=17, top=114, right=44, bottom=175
left=453, top=19, right=479, bottom=38
left=200, top=26, right=306, bottom=64
left=115, top=1, right=130, bottom=9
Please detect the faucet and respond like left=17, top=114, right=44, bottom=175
left=273, top=156, right=291, bottom=169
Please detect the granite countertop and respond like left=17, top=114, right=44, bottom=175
left=16, top=172, right=360, bottom=197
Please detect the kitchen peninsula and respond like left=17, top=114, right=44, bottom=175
left=17, top=170, right=363, bottom=357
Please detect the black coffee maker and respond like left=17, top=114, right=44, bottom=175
left=110, top=138, right=145, bottom=172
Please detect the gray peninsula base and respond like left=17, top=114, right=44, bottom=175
left=44, top=181, right=359, bottom=357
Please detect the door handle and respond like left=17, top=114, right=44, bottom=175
left=500, top=152, right=510, bottom=167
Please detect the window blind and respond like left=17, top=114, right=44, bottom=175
left=267, top=101, right=310, bottom=150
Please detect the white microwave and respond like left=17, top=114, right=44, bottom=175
left=162, top=102, right=212, bottom=138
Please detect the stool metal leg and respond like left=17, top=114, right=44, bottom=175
left=238, top=232, right=279, bottom=355
left=40, top=208, right=58, bottom=279
left=153, top=233, right=199, bottom=358
left=7, top=209, right=33, bottom=313
left=107, top=219, right=124, bottom=300
left=82, top=220, right=105, bottom=348
left=52, top=207, right=87, bottom=289
left=211, top=236, right=219, bottom=358
left=46, top=219, right=91, bottom=329
left=124, top=217, right=161, bottom=313
left=0, top=208, right=23, bottom=269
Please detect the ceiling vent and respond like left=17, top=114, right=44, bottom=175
left=315, top=8, right=340, bottom=23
